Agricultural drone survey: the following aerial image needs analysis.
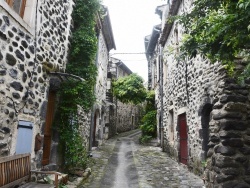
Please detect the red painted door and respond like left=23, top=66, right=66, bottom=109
left=179, top=114, right=188, bottom=165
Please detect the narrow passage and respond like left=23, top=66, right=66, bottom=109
left=101, top=137, right=139, bottom=188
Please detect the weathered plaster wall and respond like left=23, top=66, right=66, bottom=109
left=0, top=0, right=73, bottom=169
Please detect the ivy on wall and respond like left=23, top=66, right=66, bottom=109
left=53, top=0, right=100, bottom=170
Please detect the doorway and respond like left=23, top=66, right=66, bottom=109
left=179, top=113, right=188, bottom=165
left=92, top=110, right=99, bottom=147
left=201, top=104, right=212, bottom=160
left=42, top=91, right=56, bottom=165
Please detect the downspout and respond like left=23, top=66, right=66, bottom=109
left=89, top=29, right=101, bottom=152
left=159, top=45, right=164, bottom=150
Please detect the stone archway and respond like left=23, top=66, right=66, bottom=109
left=201, top=103, right=213, bottom=160
left=92, top=110, right=100, bottom=147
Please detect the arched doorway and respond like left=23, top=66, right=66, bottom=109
left=201, top=104, right=213, bottom=160
left=92, top=110, right=99, bottom=147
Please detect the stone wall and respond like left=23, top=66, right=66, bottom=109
left=78, top=105, right=91, bottom=149
left=115, top=65, right=141, bottom=133
left=116, top=101, right=141, bottom=133
left=204, top=77, right=250, bottom=187
left=0, top=0, right=73, bottom=168
left=93, top=30, right=109, bottom=145
left=159, top=0, right=250, bottom=186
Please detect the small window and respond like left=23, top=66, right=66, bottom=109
left=16, top=120, right=33, bottom=154
left=5, top=0, right=26, bottom=18
left=168, top=109, right=174, bottom=143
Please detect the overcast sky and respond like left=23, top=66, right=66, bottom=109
left=102, top=0, right=165, bottom=81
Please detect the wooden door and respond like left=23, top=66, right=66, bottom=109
left=42, top=91, right=56, bottom=165
left=179, top=114, right=188, bottom=165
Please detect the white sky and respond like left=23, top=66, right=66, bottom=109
left=102, top=0, right=165, bottom=81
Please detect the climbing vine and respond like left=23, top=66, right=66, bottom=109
left=53, top=0, right=100, bottom=170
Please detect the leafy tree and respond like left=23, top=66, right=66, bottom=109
left=112, top=74, right=157, bottom=143
left=176, top=0, right=250, bottom=79
left=112, top=73, right=147, bottom=104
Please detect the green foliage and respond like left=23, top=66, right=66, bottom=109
left=54, top=0, right=100, bottom=170
left=139, top=90, right=157, bottom=144
left=145, top=90, right=155, bottom=112
left=112, top=73, right=147, bottom=104
left=139, top=135, right=153, bottom=144
left=176, top=0, right=250, bottom=79
left=139, top=110, right=157, bottom=144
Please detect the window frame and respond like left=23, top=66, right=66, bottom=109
left=5, top=0, right=27, bottom=18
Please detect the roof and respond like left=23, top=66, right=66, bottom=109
left=159, top=0, right=181, bottom=46
left=110, top=57, right=132, bottom=75
left=99, top=5, right=116, bottom=51
left=144, top=24, right=161, bottom=60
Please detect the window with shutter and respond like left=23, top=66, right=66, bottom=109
left=16, top=121, right=33, bottom=154
left=5, top=0, right=26, bottom=18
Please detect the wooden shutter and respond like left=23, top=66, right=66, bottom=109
left=5, top=0, right=26, bottom=18
left=16, top=121, right=33, bottom=154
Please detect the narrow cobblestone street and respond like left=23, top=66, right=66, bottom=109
left=73, top=129, right=204, bottom=188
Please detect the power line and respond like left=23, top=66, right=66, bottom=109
left=110, top=52, right=146, bottom=55
left=119, top=59, right=147, bottom=61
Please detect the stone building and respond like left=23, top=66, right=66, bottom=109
left=0, top=0, right=73, bottom=170
left=108, top=57, right=142, bottom=135
left=146, top=0, right=250, bottom=187
left=90, top=5, right=116, bottom=148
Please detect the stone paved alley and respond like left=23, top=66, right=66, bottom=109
left=68, top=129, right=204, bottom=188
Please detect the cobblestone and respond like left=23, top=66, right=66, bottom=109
left=72, top=129, right=204, bottom=188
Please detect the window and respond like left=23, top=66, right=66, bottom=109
left=5, top=0, right=26, bottom=18
left=174, top=27, right=179, bottom=53
left=168, top=109, right=174, bottom=143
left=16, top=120, right=33, bottom=154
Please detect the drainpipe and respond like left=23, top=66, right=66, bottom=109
left=89, top=30, right=101, bottom=152
left=159, top=45, right=164, bottom=150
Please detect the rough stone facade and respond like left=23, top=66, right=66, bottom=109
left=116, top=100, right=141, bottom=133
left=78, top=105, right=91, bottom=149
left=0, top=0, right=73, bottom=169
left=109, top=57, right=142, bottom=134
left=146, top=0, right=250, bottom=187
left=93, top=29, right=110, bottom=146
left=91, top=6, right=116, bottom=148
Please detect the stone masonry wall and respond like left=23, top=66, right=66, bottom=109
left=116, top=101, right=141, bottom=133
left=204, top=77, right=250, bottom=187
left=78, top=105, right=91, bottom=149
left=0, top=0, right=73, bottom=169
left=161, top=0, right=250, bottom=186
left=93, top=30, right=109, bottom=144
